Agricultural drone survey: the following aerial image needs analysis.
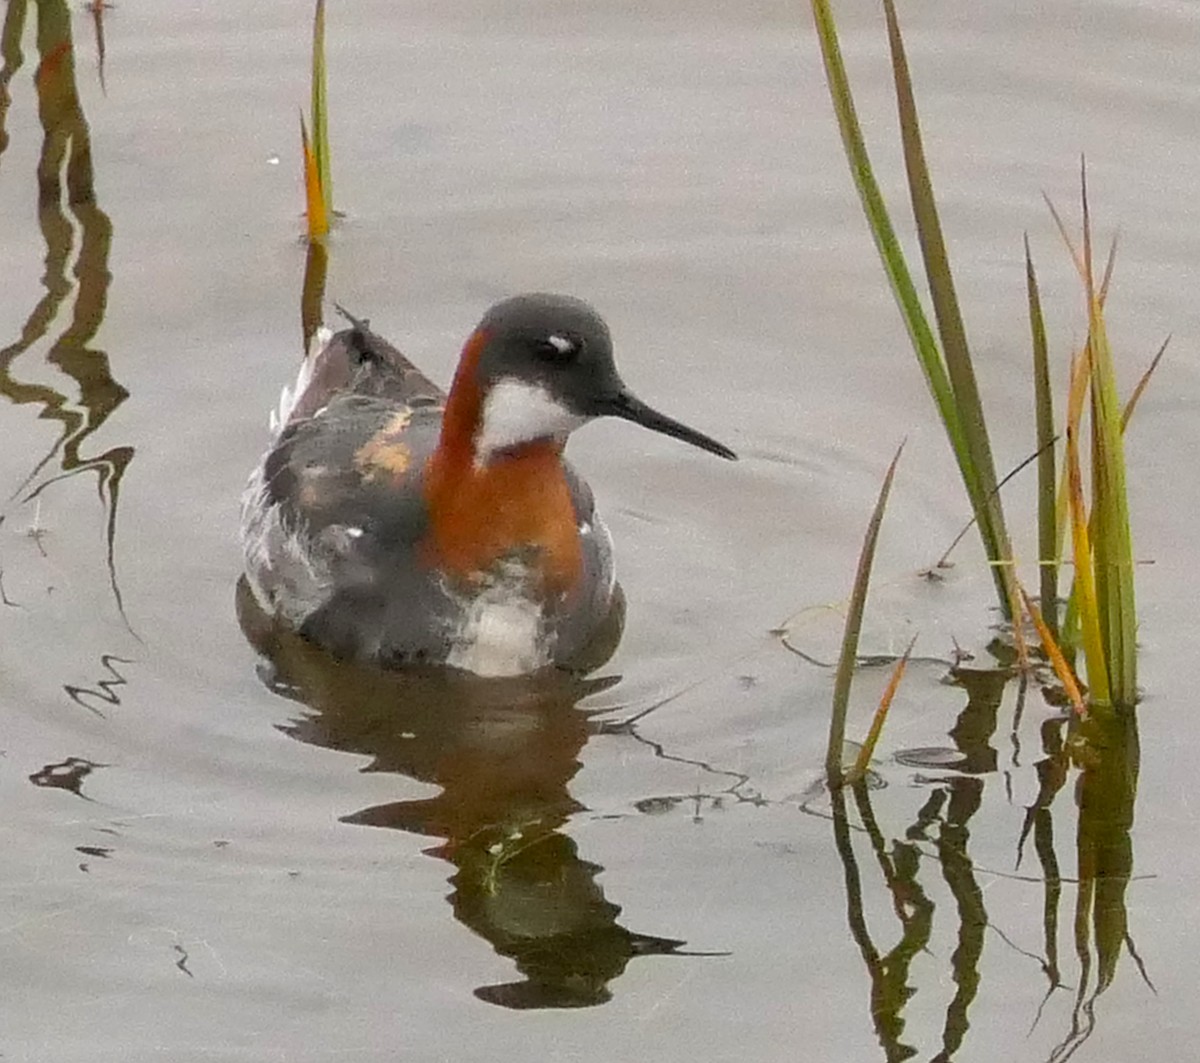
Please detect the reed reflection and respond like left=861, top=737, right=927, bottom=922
left=0, top=0, right=132, bottom=618
left=826, top=660, right=1144, bottom=1062
left=237, top=578, right=693, bottom=1009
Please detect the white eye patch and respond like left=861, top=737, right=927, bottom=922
left=546, top=333, right=576, bottom=355
left=474, top=378, right=588, bottom=465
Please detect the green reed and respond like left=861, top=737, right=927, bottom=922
left=299, top=0, right=331, bottom=347
left=809, top=0, right=1017, bottom=623
left=302, top=0, right=331, bottom=240
left=826, top=444, right=905, bottom=787
left=810, top=3, right=1152, bottom=711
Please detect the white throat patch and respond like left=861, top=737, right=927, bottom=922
left=474, top=378, right=587, bottom=466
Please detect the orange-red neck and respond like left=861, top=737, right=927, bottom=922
left=423, top=329, right=583, bottom=594
left=434, top=327, right=489, bottom=470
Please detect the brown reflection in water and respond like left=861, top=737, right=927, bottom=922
left=300, top=238, right=328, bottom=352
left=1050, top=709, right=1144, bottom=1062
left=237, top=578, right=695, bottom=1009
left=0, top=0, right=132, bottom=618
left=1017, top=714, right=1071, bottom=1004
left=85, top=0, right=108, bottom=96
left=28, top=754, right=105, bottom=797
left=831, top=781, right=931, bottom=1063
left=827, top=661, right=1144, bottom=1062
left=0, top=3, right=21, bottom=158
left=931, top=664, right=1008, bottom=1061
left=63, top=651, right=132, bottom=716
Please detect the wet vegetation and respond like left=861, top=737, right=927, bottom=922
left=808, top=1, right=1156, bottom=1056
left=300, top=0, right=331, bottom=349
left=825, top=441, right=905, bottom=787
left=811, top=0, right=1148, bottom=714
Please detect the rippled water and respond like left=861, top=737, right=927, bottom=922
left=2, top=1, right=1198, bottom=1060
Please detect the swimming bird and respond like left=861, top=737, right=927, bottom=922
left=241, top=293, right=735, bottom=677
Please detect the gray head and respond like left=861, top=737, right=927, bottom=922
left=469, top=293, right=736, bottom=462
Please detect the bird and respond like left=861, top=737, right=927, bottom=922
left=240, top=293, right=735, bottom=677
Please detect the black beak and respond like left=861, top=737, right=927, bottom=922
left=594, top=391, right=737, bottom=460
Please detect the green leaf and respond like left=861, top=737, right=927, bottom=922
left=1026, top=237, right=1057, bottom=639
left=881, top=0, right=1014, bottom=618
left=311, top=0, right=332, bottom=219
left=845, top=635, right=916, bottom=784
left=1078, top=166, right=1136, bottom=707
left=810, top=0, right=1014, bottom=619
left=827, top=442, right=905, bottom=787
left=300, top=112, right=328, bottom=239
left=808, top=1, right=967, bottom=466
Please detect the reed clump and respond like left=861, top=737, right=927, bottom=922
left=809, top=1, right=1153, bottom=714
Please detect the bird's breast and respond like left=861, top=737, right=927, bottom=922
left=421, top=442, right=585, bottom=598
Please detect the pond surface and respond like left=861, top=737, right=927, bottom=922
left=2, top=1, right=1198, bottom=1060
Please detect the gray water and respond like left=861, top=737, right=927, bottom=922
left=2, top=1, right=1197, bottom=1059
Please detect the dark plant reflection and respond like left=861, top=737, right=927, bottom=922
left=85, top=0, right=108, bottom=95
left=1050, top=708, right=1143, bottom=1062
left=0, top=0, right=132, bottom=620
left=825, top=658, right=1144, bottom=1062
left=237, top=578, right=696, bottom=1009
left=300, top=237, right=328, bottom=352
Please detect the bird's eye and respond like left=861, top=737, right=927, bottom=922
left=533, top=333, right=581, bottom=362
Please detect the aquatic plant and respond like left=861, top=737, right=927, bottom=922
left=809, top=2, right=1151, bottom=712
left=809, top=0, right=1017, bottom=624
left=300, top=114, right=328, bottom=240
left=826, top=443, right=905, bottom=787
left=1018, top=177, right=1160, bottom=712
left=302, top=0, right=331, bottom=240
left=299, top=0, right=331, bottom=347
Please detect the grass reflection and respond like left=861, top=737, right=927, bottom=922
left=832, top=782, right=929, bottom=1062
left=827, top=664, right=1144, bottom=1061
left=1050, top=709, right=1144, bottom=1061
left=0, top=0, right=132, bottom=621
left=85, top=0, right=108, bottom=95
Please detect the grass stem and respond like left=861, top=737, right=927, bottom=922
left=827, top=442, right=905, bottom=786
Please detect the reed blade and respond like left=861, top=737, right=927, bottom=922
left=1026, top=238, right=1058, bottom=639
left=1018, top=581, right=1084, bottom=715
left=1121, top=335, right=1168, bottom=433
left=1044, top=192, right=1086, bottom=285
left=1066, top=423, right=1110, bottom=707
left=827, top=442, right=905, bottom=786
left=809, top=0, right=1016, bottom=618
left=1086, top=299, right=1137, bottom=706
left=847, top=635, right=915, bottom=784
left=808, top=1, right=971, bottom=484
left=881, top=0, right=1014, bottom=618
left=1076, top=167, right=1136, bottom=707
left=300, top=112, right=328, bottom=239
left=1055, top=346, right=1089, bottom=553
left=1099, top=233, right=1119, bottom=307
left=311, top=0, right=331, bottom=219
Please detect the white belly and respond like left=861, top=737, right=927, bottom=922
left=444, top=589, right=550, bottom=677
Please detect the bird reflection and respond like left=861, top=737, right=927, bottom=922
left=237, top=577, right=693, bottom=1008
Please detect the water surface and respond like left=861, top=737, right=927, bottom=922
left=2, top=1, right=1198, bottom=1060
